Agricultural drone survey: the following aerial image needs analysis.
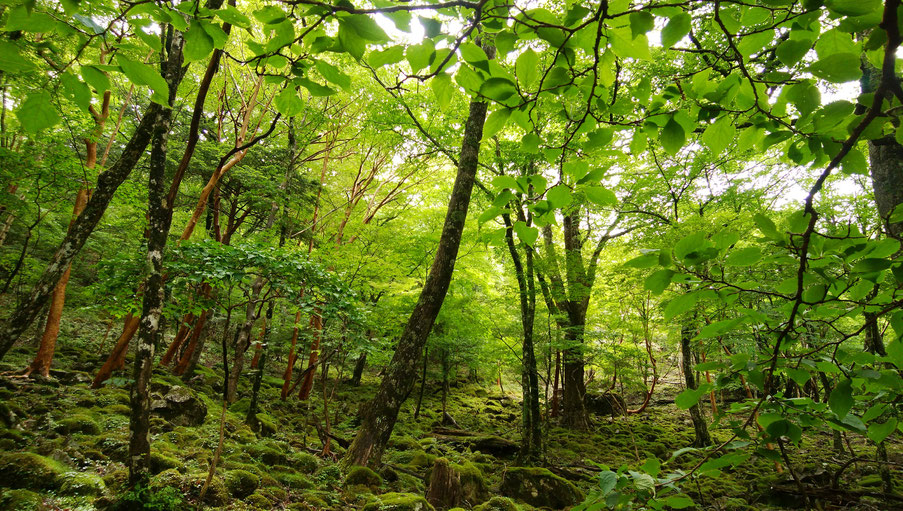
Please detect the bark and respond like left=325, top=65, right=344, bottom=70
left=551, top=351, right=561, bottom=418
left=681, top=321, right=711, bottom=448
left=246, top=301, right=273, bottom=430
left=350, top=351, right=366, bottom=386
left=160, top=312, right=195, bottom=366
left=26, top=187, right=91, bottom=377
left=226, top=276, right=264, bottom=403
left=173, top=309, right=208, bottom=376
left=128, top=27, right=185, bottom=485
left=91, top=314, right=140, bottom=388
left=414, top=345, right=428, bottom=420
left=0, top=100, right=163, bottom=361
left=298, top=308, right=322, bottom=400
left=281, top=310, right=302, bottom=400
left=344, top=76, right=489, bottom=468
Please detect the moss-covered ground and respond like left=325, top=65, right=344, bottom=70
left=0, top=339, right=899, bottom=510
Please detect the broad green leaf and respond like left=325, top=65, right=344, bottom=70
left=216, top=6, right=251, bottom=28
left=459, top=42, right=488, bottom=66
left=513, top=221, right=539, bottom=246
left=852, top=258, right=892, bottom=273
left=184, top=20, right=215, bottom=62
left=521, top=133, right=540, bottom=154
left=339, top=14, right=388, bottom=42
left=482, top=108, right=511, bottom=140
left=808, top=53, right=862, bottom=83
left=0, top=41, right=35, bottom=73
left=5, top=7, right=58, bottom=32
left=60, top=73, right=91, bottom=113
left=725, top=247, right=762, bottom=267
left=662, top=496, right=695, bottom=509
left=664, top=292, right=700, bottom=320
left=608, top=27, right=650, bottom=60
left=675, top=386, right=705, bottom=409
left=825, top=0, right=881, bottom=17
left=645, top=269, right=675, bottom=295
left=480, top=77, right=517, bottom=102
left=297, top=78, right=335, bottom=97
left=430, top=73, right=455, bottom=111
left=369, top=46, right=405, bottom=68
left=598, top=471, right=618, bottom=496
left=867, top=418, right=897, bottom=444
left=661, top=13, right=690, bottom=48
left=201, top=21, right=228, bottom=49
left=253, top=6, right=286, bottom=24
left=787, top=82, right=820, bottom=116
left=493, top=175, right=519, bottom=191
left=584, top=186, right=616, bottom=207
left=661, top=118, right=685, bottom=155
left=315, top=60, right=351, bottom=90
left=81, top=65, right=110, bottom=93
left=754, top=213, right=781, bottom=239
left=478, top=206, right=501, bottom=224
left=776, top=39, right=812, bottom=66
left=116, top=55, right=169, bottom=104
left=16, top=92, right=60, bottom=132
left=515, top=48, right=539, bottom=89
left=274, top=87, right=304, bottom=116
left=675, top=231, right=706, bottom=260
left=626, top=252, right=659, bottom=269
left=546, top=185, right=572, bottom=209
left=629, top=11, right=654, bottom=38
left=407, top=40, right=435, bottom=72
left=701, top=116, right=735, bottom=155
left=828, top=378, right=853, bottom=419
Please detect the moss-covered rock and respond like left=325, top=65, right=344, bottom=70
left=224, top=469, right=260, bottom=498
left=500, top=467, right=583, bottom=509
left=472, top=496, right=520, bottom=511
left=150, top=468, right=185, bottom=491
left=245, top=492, right=272, bottom=508
left=150, top=451, right=182, bottom=474
left=426, top=458, right=489, bottom=509
left=186, top=472, right=229, bottom=506
left=409, top=450, right=436, bottom=468
left=59, top=471, right=106, bottom=496
left=292, top=451, right=320, bottom=474
left=362, top=492, right=436, bottom=511
left=346, top=465, right=383, bottom=490
left=56, top=413, right=101, bottom=435
left=274, top=470, right=314, bottom=491
left=0, top=452, right=67, bottom=490
left=0, top=489, right=44, bottom=510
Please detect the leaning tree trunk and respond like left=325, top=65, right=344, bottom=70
left=246, top=300, right=273, bottom=431
left=680, top=320, right=712, bottom=448
left=350, top=351, right=367, bottom=386
left=128, top=26, right=185, bottom=485
left=226, top=276, right=264, bottom=403
left=343, top=62, right=490, bottom=468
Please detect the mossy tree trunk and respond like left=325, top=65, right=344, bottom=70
left=680, top=320, right=711, bottom=448
left=128, top=25, right=185, bottom=485
left=344, top=64, right=490, bottom=467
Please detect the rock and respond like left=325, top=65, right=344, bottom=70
left=473, top=496, right=520, bottom=511
left=426, top=458, right=489, bottom=510
left=345, top=465, right=382, bottom=490
left=56, top=413, right=101, bottom=435
left=500, top=467, right=583, bottom=509
left=224, top=469, right=260, bottom=498
left=362, top=492, right=436, bottom=511
left=150, top=451, right=182, bottom=474
left=471, top=436, right=518, bottom=458
left=151, top=386, right=207, bottom=427
left=0, top=489, right=44, bottom=510
left=584, top=392, right=626, bottom=416
left=59, top=471, right=106, bottom=496
left=0, top=452, right=67, bottom=490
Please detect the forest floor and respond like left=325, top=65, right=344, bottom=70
left=0, top=330, right=900, bottom=510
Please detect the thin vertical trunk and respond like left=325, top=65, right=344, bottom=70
left=414, top=345, right=428, bottom=420
left=128, top=26, right=185, bottom=485
left=298, top=308, right=322, bottom=400
left=226, top=276, right=264, bottom=403
left=551, top=351, right=561, bottom=418
left=92, top=314, right=141, bottom=388
left=344, top=57, right=491, bottom=467
left=350, top=351, right=367, bottom=386
left=173, top=309, right=208, bottom=376
left=246, top=301, right=273, bottom=431
left=281, top=310, right=302, bottom=400
left=681, top=321, right=711, bottom=448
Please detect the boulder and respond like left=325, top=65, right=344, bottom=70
left=0, top=452, right=67, bottom=490
left=224, top=469, right=260, bottom=498
left=500, top=467, right=583, bottom=509
left=363, top=492, right=435, bottom=511
left=584, top=392, right=626, bottom=416
left=151, top=386, right=207, bottom=427
left=426, top=458, right=489, bottom=510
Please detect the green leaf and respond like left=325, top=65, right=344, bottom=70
left=16, top=92, right=60, bottom=133
left=478, top=206, right=501, bottom=224
left=315, top=60, right=351, bottom=90
left=661, top=13, right=690, bottom=48
left=407, top=40, right=435, bottom=73
left=515, top=48, right=539, bottom=89
left=480, top=77, right=517, bottom=102
left=664, top=292, right=700, bottom=320
left=339, top=14, right=388, bottom=42
left=60, top=73, right=91, bottom=113
left=584, top=186, right=616, bottom=207
left=808, top=53, right=862, bottom=83
left=626, top=252, right=659, bottom=269
left=297, top=78, right=336, bottom=97
left=116, top=55, right=169, bottom=105
left=867, top=418, right=897, bottom=444
left=662, top=496, right=695, bottom=509
left=754, top=213, right=781, bottom=239
left=675, top=386, right=705, bottom=409
left=701, top=116, right=735, bottom=155
left=274, top=87, right=304, bottom=117
left=828, top=378, right=854, bottom=419
left=459, top=42, right=488, bottom=66
left=184, top=20, right=214, bottom=62
left=482, top=108, right=511, bottom=140
left=776, top=39, right=812, bottom=67
left=598, top=471, right=618, bottom=496
left=513, top=221, right=539, bottom=246
left=546, top=185, right=572, bottom=209
left=0, top=41, right=35, bottom=73
left=661, top=118, right=685, bottom=155
left=725, top=247, right=762, bottom=267
left=629, top=11, right=654, bottom=38
left=841, top=148, right=867, bottom=175
left=825, top=0, right=881, bottom=17
left=368, top=46, right=405, bottom=68
left=521, top=133, right=540, bottom=154
left=80, top=65, right=110, bottom=93
left=645, top=269, right=675, bottom=295
left=609, top=27, right=650, bottom=60
left=493, top=175, right=519, bottom=191
left=216, top=6, right=251, bottom=28
left=852, top=258, right=892, bottom=273
left=430, top=73, right=456, bottom=111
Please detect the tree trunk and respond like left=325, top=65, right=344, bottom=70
left=226, top=276, right=264, bottom=403
left=26, top=187, right=91, bottom=377
left=298, top=307, right=322, bottom=400
left=551, top=350, right=561, bottom=418
left=173, top=309, right=208, bottom=376
left=681, top=321, right=711, bottom=448
left=414, top=345, right=428, bottom=420
left=128, top=27, right=185, bottom=485
left=350, top=352, right=366, bottom=386
left=343, top=69, right=490, bottom=468
left=281, top=310, right=302, bottom=400
left=92, top=314, right=140, bottom=388
left=246, top=301, right=273, bottom=431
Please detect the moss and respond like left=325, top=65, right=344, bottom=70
left=409, top=450, right=436, bottom=468
left=256, top=413, right=277, bottom=436
left=473, top=496, right=520, bottom=511
left=59, top=471, right=106, bottom=496
left=274, top=471, right=314, bottom=490
left=298, top=490, right=329, bottom=508
left=500, top=467, right=583, bottom=509
left=246, top=439, right=291, bottom=465
left=229, top=397, right=251, bottom=415
left=0, top=489, right=44, bottom=510
left=55, top=413, right=101, bottom=435
left=389, top=435, right=422, bottom=451
left=245, top=492, right=272, bottom=508
left=362, top=492, right=436, bottom=511
left=0, top=452, right=67, bottom=490
left=292, top=451, right=320, bottom=474
left=258, top=485, right=287, bottom=502
left=346, top=465, right=383, bottom=489
left=103, top=468, right=129, bottom=491
left=150, top=451, right=182, bottom=474
left=223, top=469, right=260, bottom=498
left=105, top=404, right=131, bottom=415
left=186, top=472, right=230, bottom=506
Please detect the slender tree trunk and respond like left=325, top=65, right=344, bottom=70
left=246, top=301, right=273, bottom=431
left=226, top=276, right=264, bottom=403
left=26, top=187, right=91, bottom=377
left=681, top=320, right=711, bottom=448
left=281, top=310, right=302, bottom=400
left=551, top=351, right=561, bottom=418
left=350, top=351, right=367, bottom=386
left=344, top=66, right=490, bottom=467
left=298, top=307, right=322, bottom=400
left=92, top=314, right=140, bottom=388
left=173, top=309, right=208, bottom=376
left=128, top=27, right=185, bottom=485
left=414, top=345, right=428, bottom=420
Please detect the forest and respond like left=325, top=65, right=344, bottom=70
left=0, top=0, right=901, bottom=509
